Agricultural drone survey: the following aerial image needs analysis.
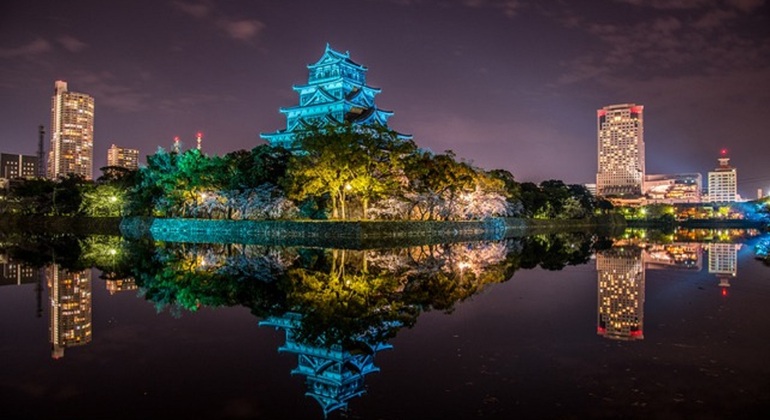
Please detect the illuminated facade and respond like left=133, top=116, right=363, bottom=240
left=0, top=255, right=39, bottom=286
left=260, top=313, right=391, bottom=416
left=0, top=153, right=38, bottom=179
left=708, top=242, right=739, bottom=290
left=597, top=104, right=645, bottom=197
left=644, top=173, right=702, bottom=203
left=105, top=277, right=137, bottom=295
left=596, top=247, right=645, bottom=340
left=261, top=44, right=409, bottom=150
left=106, top=144, right=139, bottom=170
left=49, top=266, right=92, bottom=359
left=48, top=80, right=95, bottom=180
left=707, top=154, right=737, bottom=203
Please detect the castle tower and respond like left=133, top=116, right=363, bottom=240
left=260, top=313, right=392, bottom=416
left=260, top=44, right=409, bottom=150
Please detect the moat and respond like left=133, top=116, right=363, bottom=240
left=1, top=228, right=769, bottom=419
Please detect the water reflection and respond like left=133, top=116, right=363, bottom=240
left=596, top=247, right=645, bottom=340
left=48, top=265, right=92, bottom=359
left=0, top=228, right=767, bottom=416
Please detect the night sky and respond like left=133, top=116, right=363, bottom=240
left=1, top=0, right=769, bottom=197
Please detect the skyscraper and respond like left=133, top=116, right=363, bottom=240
left=596, top=103, right=645, bottom=197
left=707, top=152, right=737, bottom=202
left=596, top=247, right=645, bottom=341
left=106, top=144, right=139, bottom=170
left=48, top=80, right=94, bottom=180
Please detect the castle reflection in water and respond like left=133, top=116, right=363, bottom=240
left=0, top=228, right=763, bottom=416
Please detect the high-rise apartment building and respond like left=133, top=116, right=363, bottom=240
left=596, top=103, right=645, bottom=197
left=707, top=153, right=737, bottom=203
left=107, top=144, right=139, bottom=170
left=48, top=80, right=94, bottom=180
left=48, top=265, right=92, bottom=359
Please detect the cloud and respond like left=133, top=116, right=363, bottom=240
left=173, top=1, right=265, bottom=42
left=0, top=38, right=52, bottom=58
left=462, top=0, right=522, bottom=17
left=57, top=35, right=88, bottom=53
left=553, top=1, right=770, bottom=88
left=613, top=0, right=715, bottom=9
left=725, top=0, right=765, bottom=12
left=172, top=1, right=211, bottom=18
left=217, top=19, right=265, bottom=41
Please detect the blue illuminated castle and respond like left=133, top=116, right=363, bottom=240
left=260, top=313, right=392, bottom=417
left=260, top=44, right=409, bottom=149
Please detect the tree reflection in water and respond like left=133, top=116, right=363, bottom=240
left=0, top=230, right=602, bottom=416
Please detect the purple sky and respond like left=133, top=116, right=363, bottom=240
left=1, top=0, right=769, bottom=197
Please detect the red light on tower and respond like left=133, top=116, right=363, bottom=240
left=720, top=148, right=728, bottom=156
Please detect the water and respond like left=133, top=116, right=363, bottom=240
left=1, top=229, right=769, bottom=419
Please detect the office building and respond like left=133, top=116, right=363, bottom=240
left=0, top=153, right=38, bottom=179
left=596, top=104, right=645, bottom=197
left=106, top=144, right=139, bottom=170
left=48, top=80, right=94, bottom=180
left=644, top=173, right=702, bottom=203
left=707, top=153, right=737, bottom=203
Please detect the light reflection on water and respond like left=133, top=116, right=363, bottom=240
left=1, top=228, right=769, bottom=418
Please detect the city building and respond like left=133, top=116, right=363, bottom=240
left=106, top=144, right=139, bottom=170
left=48, top=265, right=92, bottom=359
left=708, top=243, right=740, bottom=291
left=596, top=103, right=645, bottom=197
left=261, top=44, right=409, bottom=150
left=596, top=247, right=645, bottom=341
left=644, top=173, right=702, bottom=203
left=0, top=254, right=40, bottom=286
left=48, top=80, right=95, bottom=180
left=707, top=152, right=737, bottom=203
left=0, top=153, right=38, bottom=180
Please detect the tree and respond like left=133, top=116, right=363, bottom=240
left=288, top=122, right=415, bottom=220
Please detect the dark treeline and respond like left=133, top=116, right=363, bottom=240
left=1, top=122, right=605, bottom=221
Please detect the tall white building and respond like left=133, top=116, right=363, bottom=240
left=596, top=103, right=645, bottom=197
left=48, top=80, right=94, bottom=180
left=707, top=154, right=737, bottom=203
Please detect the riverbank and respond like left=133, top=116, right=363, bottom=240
left=119, top=214, right=626, bottom=249
left=1, top=214, right=626, bottom=247
left=0, top=215, right=121, bottom=235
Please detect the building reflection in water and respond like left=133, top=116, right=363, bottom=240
left=104, top=276, right=137, bottom=295
left=48, top=265, right=92, bottom=359
left=260, top=313, right=392, bottom=417
left=708, top=242, right=741, bottom=294
left=597, top=236, right=741, bottom=340
left=596, top=247, right=645, bottom=340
